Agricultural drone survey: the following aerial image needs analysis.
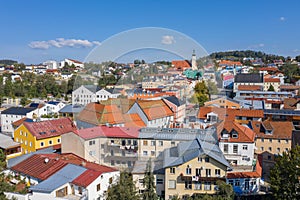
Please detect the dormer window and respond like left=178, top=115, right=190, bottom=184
left=231, top=130, right=238, bottom=138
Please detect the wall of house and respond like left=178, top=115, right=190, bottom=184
left=72, top=86, right=96, bottom=105
left=35, top=136, right=61, bottom=151
left=1, top=114, right=26, bottom=135
left=31, top=183, right=72, bottom=200
left=133, top=173, right=165, bottom=197
left=205, top=99, right=240, bottom=109
left=226, top=177, right=260, bottom=193
left=219, top=142, right=255, bottom=166
left=14, top=125, right=36, bottom=154
left=164, top=156, right=227, bottom=199
left=255, top=137, right=291, bottom=155
left=61, top=132, right=85, bottom=158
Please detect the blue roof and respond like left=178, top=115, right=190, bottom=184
left=1, top=107, right=36, bottom=115
left=47, top=101, right=60, bottom=105
left=59, top=104, right=84, bottom=114
left=30, top=164, right=86, bottom=193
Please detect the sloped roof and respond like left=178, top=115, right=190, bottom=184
left=30, top=164, right=87, bottom=193
left=83, top=85, right=101, bottom=93
left=163, top=96, right=185, bottom=107
left=23, top=118, right=77, bottom=140
left=100, top=98, right=135, bottom=114
left=123, top=113, right=146, bottom=127
left=136, top=99, right=174, bottom=120
left=237, top=85, right=262, bottom=91
left=251, top=121, right=294, bottom=139
left=12, top=117, right=34, bottom=128
left=1, top=107, right=36, bottom=115
left=284, top=98, right=300, bottom=109
left=217, top=121, right=255, bottom=143
left=0, top=134, right=20, bottom=149
left=163, top=137, right=230, bottom=168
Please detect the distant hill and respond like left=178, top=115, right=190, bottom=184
left=0, top=59, right=18, bottom=65
left=208, top=50, right=285, bottom=62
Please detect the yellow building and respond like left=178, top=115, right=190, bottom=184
left=163, top=138, right=230, bottom=199
left=14, top=118, right=76, bottom=154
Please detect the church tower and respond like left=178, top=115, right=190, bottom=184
left=192, top=50, right=197, bottom=70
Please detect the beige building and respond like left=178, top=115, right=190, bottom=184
left=163, top=138, right=230, bottom=199
left=61, top=127, right=218, bottom=170
left=204, top=97, right=240, bottom=109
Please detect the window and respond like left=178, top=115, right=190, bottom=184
left=139, top=179, right=144, bottom=184
left=204, top=182, right=211, bottom=190
left=128, top=161, right=132, bottom=167
left=143, top=151, right=148, bottom=156
left=24, top=141, right=27, bottom=145
left=269, top=139, right=272, bottom=143
left=143, top=140, right=148, bottom=146
left=195, top=168, right=202, bottom=176
left=224, top=144, right=228, bottom=153
left=228, top=180, right=234, bottom=186
left=278, top=139, right=281, bottom=143
left=20, top=131, right=22, bottom=135
left=260, top=147, right=264, bottom=151
left=110, top=150, right=114, bottom=156
left=97, top=184, right=101, bottom=191
left=89, top=140, right=95, bottom=145
left=111, top=160, right=115, bottom=166
left=261, top=138, right=264, bottom=142
left=49, top=140, right=52, bottom=145
left=89, top=151, right=95, bottom=156
left=156, top=179, right=163, bottom=185
left=121, top=140, right=126, bottom=146
left=215, top=169, right=221, bottom=176
left=40, top=142, right=44, bottom=147
left=24, top=132, right=27, bottom=137
left=186, top=166, right=191, bottom=175
left=242, top=145, right=248, bottom=150
left=159, top=141, right=163, bottom=146
left=233, top=145, right=238, bottom=154
left=285, top=148, right=289, bottom=152
left=171, top=141, right=175, bottom=147
left=194, top=182, right=201, bottom=190
left=29, top=142, right=32, bottom=147
left=168, top=180, right=176, bottom=189
left=198, top=157, right=202, bottom=162
left=277, top=148, right=280, bottom=152
left=242, top=156, right=248, bottom=161
left=151, top=151, right=155, bottom=156
left=185, top=181, right=192, bottom=190
left=170, top=167, right=175, bottom=174
left=235, top=180, right=240, bottom=186
left=206, top=169, right=211, bottom=177
left=267, top=155, right=272, bottom=160
left=205, top=156, right=210, bottom=162
left=151, top=141, right=156, bottom=146
left=268, top=147, right=272, bottom=151
left=57, top=138, right=61, bottom=143
left=285, top=139, right=289, bottom=144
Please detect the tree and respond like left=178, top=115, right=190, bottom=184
left=207, top=80, right=218, bottom=95
left=142, top=160, right=158, bottom=200
left=0, top=149, right=6, bottom=170
left=270, top=145, right=300, bottom=199
left=268, top=84, right=275, bottom=91
left=193, top=81, right=210, bottom=106
left=20, top=97, right=29, bottom=106
left=106, top=171, right=139, bottom=200
left=215, top=180, right=234, bottom=200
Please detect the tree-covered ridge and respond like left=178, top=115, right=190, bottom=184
left=0, top=60, right=18, bottom=66
left=209, top=50, right=285, bottom=62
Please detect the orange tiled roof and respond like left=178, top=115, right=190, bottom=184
left=251, top=121, right=293, bottom=139
left=218, top=121, right=255, bottom=143
left=123, top=113, right=146, bottom=128
left=171, top=60, right=191, bottom=70
left=280, top=85, right=300, bottom=90
left=137, top=100, right=174, bottom=120
left=283, top=98, right=300, bottom=109
left=259, top=67, right=278, bottom=72
left=219, top=60, right=242, bottom=66
left=237, top=85, right=262, bottom=91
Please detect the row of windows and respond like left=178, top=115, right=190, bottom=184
left=110, top=160, right=133, bottom=167
left=260, top=138, right=289, bottom=143
left=168, top=180, right=216, bottom=191
left=260, top=146, right=289, bottom=152
left=143, top=140, right=174, bottom=147
left=40, top=138, right=60, bottom=147
left=185, top=167, right=221, bottom=176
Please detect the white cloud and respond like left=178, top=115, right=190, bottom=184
left=161, top=35, right=175, bottom=45
left=248, top=43, right=265, bottom=49
left=29, top=38, right=101, bottom=49
left=280, top=16, right=286, bottom=21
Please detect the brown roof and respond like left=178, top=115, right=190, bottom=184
left=251, top=121, right=294, bottom=139
left=237, top=85, right=262, bottom=91
left=280, top=85, right=300, bottom=90
left=283, top=98, right=300, bottom=109
left=23, top=118, right=77, bottom=140
left=264, top=78, right=280, bottom=83
left=172, top=60, right=191, bottom=70
left=136, top=99, right=174, bottom=120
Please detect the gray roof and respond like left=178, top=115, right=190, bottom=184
left=0, top=134, right=20, bottom=149
left=83, top=85, right=101, bottom=93
left=234, top=73, right=263, bottom=83
left=164, top=96, right=185, bottom=107
left=30, top=164, right=86, bottom=193
left=131, top=159, right=164, bottom=175
left=105, top=88, right=122, bottom=94
left=139, top=127, right=218, bottom=143
left=163, top=137, right=230, bottom=168
left=1, top=107, right=36, bottom=115
left=59, top=104, right=84, bottom=114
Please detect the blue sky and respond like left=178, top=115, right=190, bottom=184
left=0, top=0, right=300, bottom=64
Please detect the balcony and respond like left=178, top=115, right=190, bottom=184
left=180, top=174, right=225, bottom=182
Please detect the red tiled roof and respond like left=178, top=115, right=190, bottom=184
left=67, top=58, right=83, bottom=64
left=75, top=126, right=140, bottom=140
left=219, top=60, right=242, bottom=66
left=123, top=113, right=146, bottom=128
left=72, top=165, right=117, bottom=187
left=264, top=78, right=280, bottom=83
left=11, top=153, right=116, bottom=182
left=237, top=85, right=262, bottom=91
left=23, top=118, right=77, bottom=140
left=280, top=85, right=300, bottom=90
left=227, top=154, right=262, bottom=179
left=218, top=121, right=255, bottom=143
left=171, top=60, right=191, bottom=70
left=259, top=67, right=278, bottom=72
left=12, top=117, right=28, bottom=128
